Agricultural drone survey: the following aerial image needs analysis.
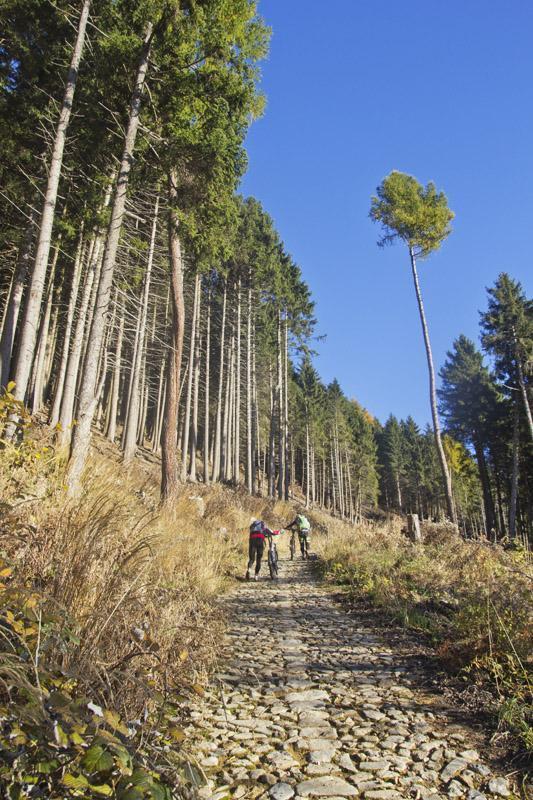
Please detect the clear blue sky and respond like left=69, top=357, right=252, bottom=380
left=240, top=0, right=533, bottom=427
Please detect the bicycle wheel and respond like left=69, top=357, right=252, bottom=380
left=290, top=535, right=295, bottom=560
left=269, top=546, right=278, bottom=579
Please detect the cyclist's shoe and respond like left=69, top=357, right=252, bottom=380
left=245, top=571, right=250, bottom=581
left=253, top=574, right=259, bottom=581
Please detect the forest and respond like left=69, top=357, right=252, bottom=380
left=1, top=0, right=532, bottom=545
left=1, top=2, right=533, bottom=799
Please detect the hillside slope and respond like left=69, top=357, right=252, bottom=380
left=0, top=427, right=531, bottom=798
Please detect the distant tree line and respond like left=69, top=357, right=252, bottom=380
left=377, top=274, right=532, bottom=543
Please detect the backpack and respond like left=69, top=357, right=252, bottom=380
left=250, top=520, right=264, bottom=534
left=297, top=514, right=310, bottom=531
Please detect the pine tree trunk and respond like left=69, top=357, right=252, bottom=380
left=141, top=292, right=155, bottom=441
left=49, top=227, right=85, bottom=425
left=283, top=314, right=290, bottom=499
left=252, top=318, right=259, bottom=494
left=150, top=289, right=168, bottom=450
left=277, top=311, right=284, bottom=499
left=493, top=462, right=507, bottom=539
left=78, top=225, right=106, bottom=389
left=106, top=291, right=125, bottom=443
left=44, top=288, right=60, bottom=394
left=153, top=374, right=166, bottom=451
left=161, top=168, right=185, bottom=503
left=204, top=284, right=211, bottom=483
left=57, top=177, right=114, bottom=443
left=31, top=240, right=61, bottom=413
left=222, top=334, right=232, bottom=481
left=137, top=354, right=149, bottom=444
left=514, top=342, right=533, bottom=443
left=396, top=474, right=402, bottom=509
left=67, top=24, right=153, bottom=494
left=122, top=194, right=158, bottom=462
left=311, top=445, right=316, bottom=504
left=345, top=450, right=354, bottom=522
left=189, top=290, right=202, bottom=482
left=473, top=439, right=497, bottom=536
left=268, top=364, right=276, bottom=496
left=234, top=278, right=242, bottom=484
left=246, top=277, right=253, bottom=493
left=335, top=427, right=344, bottom=516
left=305, top=420, right=310, bottom=508
left=122, top=287, right=142, bottom=434
left=0, top=209, right=36, bottom=389
left=181, top=272, right=200, bottom=481
left=509, top=403, right=520, bottom=538
left=58, top=232, right=100, bottom=445
left=11, top=0, right=91, bottom=405
left=409, top=247, right=456, bottom=523
left=212, top=281, right=227, bottom=481
left=226, top=332, right=236, bottom=482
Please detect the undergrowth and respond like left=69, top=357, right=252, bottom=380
left=0, top=388, right=285, bottom=798
left=317, top=521, right=533, bottom=759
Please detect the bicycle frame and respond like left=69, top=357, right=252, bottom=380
left=290, top=531, right=296, bottom=560
left=266, top=532, right=279, bottom=579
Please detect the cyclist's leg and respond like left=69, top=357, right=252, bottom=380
left=246, top=540, right=255, bottom=578
left=299, top=532, right=305, bottom=557
left=255, top=540, right=264, bottom=575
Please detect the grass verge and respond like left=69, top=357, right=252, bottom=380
left=316, top=520, right=533, bottom=761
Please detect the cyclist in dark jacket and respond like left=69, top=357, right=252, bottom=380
left=245, top=520, right=273, bottom=581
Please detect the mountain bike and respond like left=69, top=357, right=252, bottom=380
left=267, top=531, right=279, bottom=580
left=289, top=531, right=297, bottom=560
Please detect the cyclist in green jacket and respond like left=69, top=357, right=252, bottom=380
left=287, top=513, right=311, bottom=559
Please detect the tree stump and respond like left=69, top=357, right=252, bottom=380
left=407, top=513, right=422, bottom=543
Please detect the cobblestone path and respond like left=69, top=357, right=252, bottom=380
left=183, top=557, right=515, bottom=800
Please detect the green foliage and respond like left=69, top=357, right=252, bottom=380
left=498, top=697, right=533, bottom=754
left=439, top=335, right=502, bottom=446
left=369, top=170, right=454, bottom=257
left=480, top=272, right=533, bottom=388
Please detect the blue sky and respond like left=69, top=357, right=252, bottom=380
left=240, top=0, right=533, bottom=427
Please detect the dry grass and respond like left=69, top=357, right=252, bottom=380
left=2, top=457, right=237, bottom=715
left=0, top=429, right=324, bottom=716
left=3, top=414, right=322, bottom=795
left=317, top=519, right=533, bottom=754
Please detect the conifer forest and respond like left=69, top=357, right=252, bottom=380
left=1, top=2, right=533, bottom=799
left=1, top=0, right=531, bottom=542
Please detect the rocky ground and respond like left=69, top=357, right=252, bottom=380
left=182, top=555, right=519, bottom=800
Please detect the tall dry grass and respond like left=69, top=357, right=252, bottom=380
left=317, top=519, right=533, bottom=755
left=0, top=431, right=322, bottom=714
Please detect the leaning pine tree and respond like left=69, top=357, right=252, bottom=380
left=370, top=171, right=456, bottom=524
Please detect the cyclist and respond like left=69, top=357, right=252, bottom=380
left=245, top=519, right=273, bottom=581
left=287, top=512, right=311, bottom=559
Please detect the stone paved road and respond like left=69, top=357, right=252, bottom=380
left=183, top=557, right=515, bottom=800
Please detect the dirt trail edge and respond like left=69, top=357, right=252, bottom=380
left=182, top=557, right=515, bottom=800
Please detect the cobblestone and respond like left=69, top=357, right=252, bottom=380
left=182, top=556, right=515, bottom=799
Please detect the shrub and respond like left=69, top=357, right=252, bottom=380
left=318, top=523, right=533, bottom=754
